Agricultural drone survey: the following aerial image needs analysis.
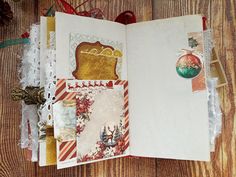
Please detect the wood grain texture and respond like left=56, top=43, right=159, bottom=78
left=0, top=1, right=38, bottom=177
left=0, top=0, right=235, bottom=176
left=153, top=0, right=236, bottom=177
left=0, top=0, right=153, bottom=177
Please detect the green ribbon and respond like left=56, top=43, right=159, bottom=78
left=45, top=4, right=55, bottom=16
left=0, top=38, right=30, bottom=49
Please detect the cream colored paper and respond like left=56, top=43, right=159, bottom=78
left=127, top=15, right=210, bottom=161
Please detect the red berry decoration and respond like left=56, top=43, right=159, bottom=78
left=176, top=49, right=202, bottom=79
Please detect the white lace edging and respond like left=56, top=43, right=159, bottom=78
left=19, top=24, right=40, bottom=162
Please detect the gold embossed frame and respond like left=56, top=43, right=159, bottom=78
left=69, top=33, right=123, bottom=80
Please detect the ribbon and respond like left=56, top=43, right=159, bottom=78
left=0, top=38, right=30, bottom=48
left=55, top=0, right=77, bottom=15
left=115, top=11, right=136, bottom=25
left=45, top=4, right=55, bottom=16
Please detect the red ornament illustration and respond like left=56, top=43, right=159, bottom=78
left=176, top=49, right=202, bottom=79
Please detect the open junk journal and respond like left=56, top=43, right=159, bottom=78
left=38, top=12, right=211, bottom=169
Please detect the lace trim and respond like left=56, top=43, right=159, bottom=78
left=40, top=32, right=56, bottom=126
left=19, top=24, right=40, bottom=162
left=207, top=78, right=222, bottom=151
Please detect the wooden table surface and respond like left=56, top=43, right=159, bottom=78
left=0, top=0, right=235, bottom=177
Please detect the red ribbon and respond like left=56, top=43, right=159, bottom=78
left=55, top=0, right=77, bottom=15
left=202, top=16, right=207, bottom=31
left=53, top=0, right=137, bottom=24
left=115, top=11, right=136, bottom=25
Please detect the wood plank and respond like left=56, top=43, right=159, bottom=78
left=153, top=0, right=236, bottom=177
left=0, top=1, right=38, bottom=177
left=220, top=0, right=236, bottom=176
left=38, top=0, right=152, bottom=21
left=0, top=0, right=153, bottom=177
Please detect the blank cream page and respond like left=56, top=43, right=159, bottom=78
left=127, top=15, right=210, bottom=161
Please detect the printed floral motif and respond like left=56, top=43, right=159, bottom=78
left=76, top=124, right=85, bottom=135
left=74, top=81, right=116, bottom=136
left=76, top=91, right=95, bottom=135
left=76, top=94, right=94, bottom=120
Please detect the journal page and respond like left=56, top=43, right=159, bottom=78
left=55, top=12, right=129, bottom=169
left=127, top=15, right=210, bottom=161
